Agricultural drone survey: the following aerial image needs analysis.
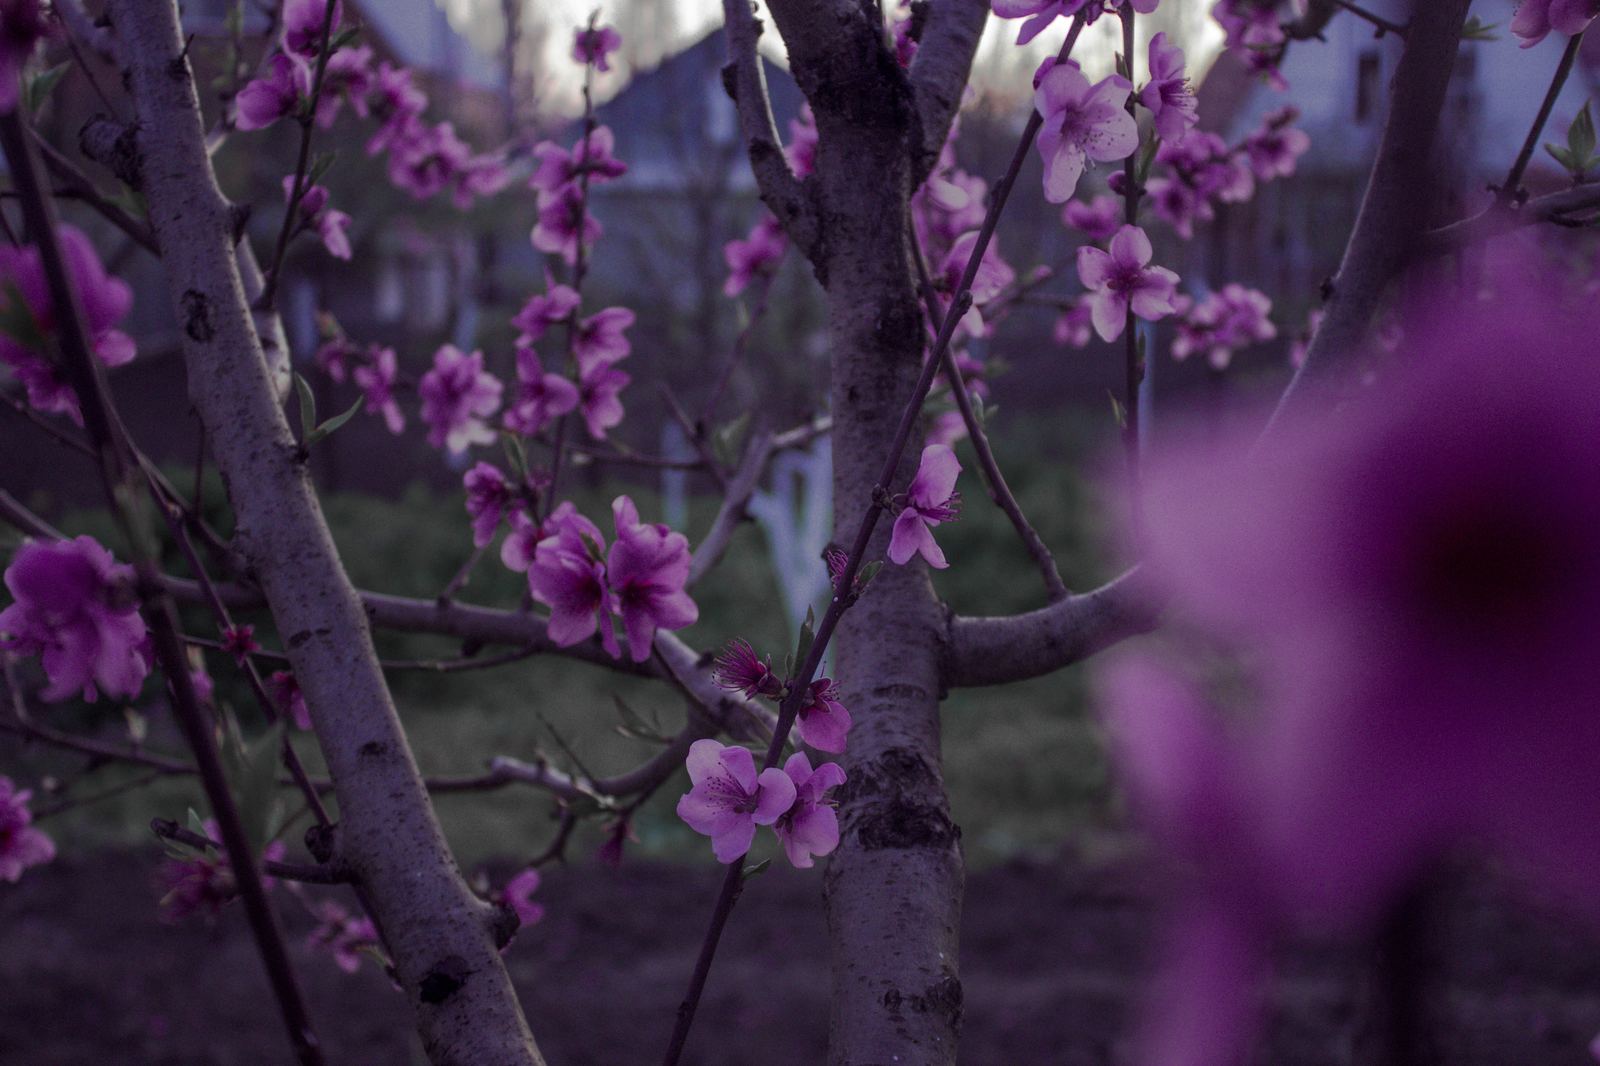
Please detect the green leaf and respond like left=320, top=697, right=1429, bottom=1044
left=1107, top=390, right=1127, bottom=430
left=233, top=720, right=286, bottom=856
left=741, top=858, right=772, bottom=881
left=328, top=25, right=363, bottom=52
left=294, top=372, right=317, bottom=438
left=0, top=281, right=46, bottom=351
left=1460, top=16, right=1499, bottom=40
left=712, top=411, right=751, bottom=468
left=855, top=560, right=883, bottom=589
left=24, top=62, right=70, bottom=116
left=186, top=807, right=213, bottom=846
left=304, top=394, right=364, bottom=447
left=1135, top=136, right=1160, bottom=187
left=306, top=151, right=338, bottom=188
left=1568, top=103, right=1595, bottom=171
left=793, top=606, right=816, bottom=674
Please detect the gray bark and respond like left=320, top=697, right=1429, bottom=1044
left=106, top=3, right=544, bottom=1062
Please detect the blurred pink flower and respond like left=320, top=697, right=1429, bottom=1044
left=532, top=183, right=602, bottom=266
left=159, top=821, right=285, bottom=922
left=463, top=462, right=511, bottom=548
left=576, top=359, right=630, bottom=440
left=498, top=867, right=545, bottom=928
left=365, top=62, right=427, bottom=155
left=1242, top=106, right=1309, bottom=181
left=0, top=536, right=149, bottom=703
left=314, top=45, right=374, bottom=127
left=0, top=776, right=54, bottom=883
left=676, top=740, right=797, bottom=863
left=724, top=215, right=787, bottom=297
left=307, top=900, right=380, bottom=973
left=235, top=53, right=310, bottom=131
left=572, top=24, right=622, bottom=70
left=283, top=179, right=351, bottom=260
left=1076, top=224, right=1178, bottom=342
left=503, top=345, right=579, bottom=436
left=387, top=121, right=471, bottom=200
left=268, top=670, right=312, bottom=730
left=607, top=496, right=697, bottom=662
left=1512, top=0, right=1600, bottom=46
left=1052, top=300, right=1094, bottom=348
left=419, top=345, right=501, bottom=454
left=530, top=126, right=627, bottom=199
left=511, top=282, right=580, bottom=343
left=220, top=624, right=260, bottom=665
left=888, top=444, right=962, bottom=569
left=785, top=107, right=818, bottom=178
left=573, top=307, right=635, bottom=370
left=1034, top=62, right=1137, bottom=204
left=282, top=0, right=340, bottom=57
left=1062, top=193, right=1121, bottom=242
left=772, top=752, right=846, bottom=869
left=0, top=225, right=136, bottom=422
left=353, top=344, right=403, bottom=434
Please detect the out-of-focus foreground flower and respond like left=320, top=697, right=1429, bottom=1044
left=1095, top=270, right=1600, bottom=1065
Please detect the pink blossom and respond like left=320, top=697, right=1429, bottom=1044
left=498, top=867, right=545, bottom=928
left=282, top=0, right=341, bottom=57
left=991, top=0, right=1154, bottom=46
left=597, top=817, right=636, bottom=868
left=795, top=677, right=852, bottom=754
left=1052, top=300, right=1094, bottom=348
left=235, top=53, right=311, bottom=131
left=1170, top=284, right=1275, bottom=369
left=365, top=62, right=427, bottom=155
left=607, top=496, right=698, bottom=662
left=353, top=344, right=404, bottom=434
left=1139, top=32, right=1197, bottom=143
left=1034, top=62, right=1138, bottom=204
left=527, top=506, right=618, bottom=656
left=1511, top=0, right=1600, bottom=46
left=576, top=359, right=630, bottom=440
left=723, top=215, right=788, bottom=297
left=0, top=0, right=48, bottom=114
left=452, top=153, right=510, bottom=208
left=940, top=231, right=1015, bottom=336
left=306, top=901, right=379, bottom=973
left=676, top=739, right=797, bottom=863
left=387, top=121, right=471, bottom=200
left=1062, top=194, right=1121, bottom=242
left=283, top=179, right=352, bottom=260
left=1212, top=0, right=1287, bottom=83
left=500, top=511, right=540, bottom=573
left=573, top=307, right=635, bottom=370
left=314, top=45, right=374, bottom=128
left=511, top=281, right=580, bottom=343
left=772, top=752, right=846, bottom=869
left=0, top=225, right=136, bottom=423
left=713, top=639, right=783, bottom=699
left=190, top=664, right=216, bottom=705
left=785, top=107, right=818, bottom=178
left=220, top=624, right=260, bottom=665
left=1144, top=175, right=1212, bottom=240
left=315, top=336, right=359, bottom=382
left=888, top=444, right=962, bottom=570
left=572, top=24, right=622, bottom=70
left=419, top=345, right=502, bottom=455
left=532, top=183, right=601, bottom=266
left=1076, top=224, right=1179, bottom=342
left=463, top=463, right=512, bottom=548
left=503, top=345, right=580, bottom=436
left=0, top=537, right=149, bottom=703
left=268, top=670, right=312, bottom=730
left=1242, top=106, right=1310, bottom=181
left=530, top=126, right=627, bottom=198
left=0, top=776, right=54, bottom=883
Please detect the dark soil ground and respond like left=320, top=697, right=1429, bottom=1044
left=3, top=850, right=1599, bottom=1065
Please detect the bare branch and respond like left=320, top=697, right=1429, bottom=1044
left=907, top=0, right=989, bottom=185
left=1422, top=182, right=1600, bottom=253
left=720, top=0, right=819, bottom=256
left=1267, top=0, right=1472, bottom=428
left=687, top=427, right=774, bottom=586
left=941, top=569, right=1159, bottom=688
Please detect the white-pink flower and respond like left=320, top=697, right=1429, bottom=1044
left=1139, top=32, right=1197, bottom=143
left=888, top=444, right=963, bottom=570
left=676, top=740, right=797, bottom=864
left=1034, top=62, right=1138, bottom=204
left=419, top=345, right=502, bottom=455
left=1076, top=224, right=1179, bottom=342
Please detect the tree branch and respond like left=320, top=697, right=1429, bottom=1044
left=103, top=3, right=546, bottom=1061
left=941, top=569, right=1159, bottom=687
left=907, top=0, right=989, bottom=185
left=687, top=426, right=774, bottom=586
left=1421, top=182, right=1600, bottom=253
left=1266, top=0, right=1471, bottom=429
left=720, top=0, right=819, bottom=257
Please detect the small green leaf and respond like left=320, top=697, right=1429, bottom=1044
left=741, top=858, right=772, bottom=881
left=328, top=25, right=362, bottom=52
left=306, top=151, right=338, bottom=188
left=233, top=720, right=286, bottom=856
left=1567, top=103, right=1595, bottom=171
left=1136, top=136, right=1160, bottom=186
left=304, top=394, right=364, bottom=447
left=1460, top=16, right=1499, bottom=40
left=793, top=606, right=816, bottom=673
left=186, top=807, right=212, bottom=845
left=125, top=708, right=148, bottom=746
left=294, top=372, right=317, bottom=438
left=24, top=62, right=70, bottom=116
left=856, top=560, right=883, bottom=589
left=1107, top=390, right=1127, bottom=430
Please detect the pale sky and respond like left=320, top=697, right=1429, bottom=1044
left=440, top=0, right=1221, bottom=117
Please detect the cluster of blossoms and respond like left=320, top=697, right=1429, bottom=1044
left=483, top=492, right=697, bottom=664
left=1097, top=270, right=1600, bottom=1064
left=282, top=178, right=351, bottom=260
left=0, top=537, right=150, bottom=703
left=0, top=226, right=137, bottom=423
left=158, top=820, right=286, bottom=922
left=677, top=740, right=846, bottom=868
left=1169, top=284, right=1276, bottom=369
left=713, top=640, right=853, bottom=753
left=235, top=0, right=507, bottom=207
left=418, top=344, right=502, bottom=455
left=1212, top=0, right=1289, bottom=87
left=510, top=285, right=635, bottom=442
left=0, top=776, right=54, bottom=883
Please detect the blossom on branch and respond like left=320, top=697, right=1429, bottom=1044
left=159, top=821, right=285, bottom=922
left=497, top=868, right=545, bottom=929
left=888, top=444, right=963, bottom=570
left=1034, top=62, right=1138, bottom=204
left=0, top=776, right=53, bottom=883
left=713, top=639, right=783, bottom=700
left=419, top=345, right=502, bottom=455
left=283, top=179, right=352, bottom=260
left=352, top=344, right=404, bottom=434
left=1062, top=193, right=1121, bottom=242
left=503, top=345, right=579, bottom=437
left=1139, top=32, right=1198, bottom=143
left=1076, top=224, right=1179, bottom=342
left=530, top=126, right=628, bottom=198
left=724, top=215, right=787, bottom=297
left=0, top=537, right=149, bottom=703
left=532, top=184, right=602, bottom=266
left=772, top=753, right=846, bottom=869
left=527, top=506, right=618, bottom=657
left=511, top=282, right=580, bottom=344
left=307, top=901, right=381, bottom=973
left=235, top=53, right=311, bottom=131
left=572, top=24, right=622, bottom=71
left=676, top=740, right=797, bottom=864
left=607, top=496, right=698, bottom=662
left=796, top=677, right=852, bottom=754
left=282, top=0, right=341, bottom=58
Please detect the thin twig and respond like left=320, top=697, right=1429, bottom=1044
left=1498, top=32, right=1585, bottom=205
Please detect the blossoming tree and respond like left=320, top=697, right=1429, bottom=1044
left=2, top=0, right=1599, bottom=1064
